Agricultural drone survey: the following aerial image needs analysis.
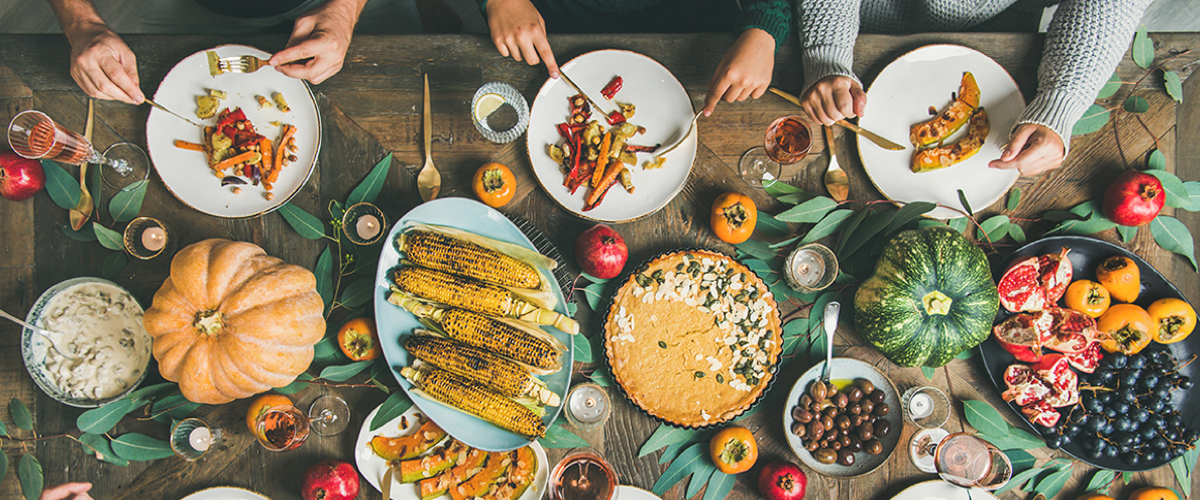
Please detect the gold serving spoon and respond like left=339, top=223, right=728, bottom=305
left=69, top=99, right=94, bottom=231
left=416, top=74, right=441, bottom=201
left=824, top=126, right=849, bottom=202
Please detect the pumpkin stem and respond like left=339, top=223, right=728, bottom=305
left=193, top=309, right=225, bottom=336
left=922, top=290, right=953, bottom=316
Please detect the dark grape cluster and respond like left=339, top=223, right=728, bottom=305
left=1043, top=349, right=1197, bottom=466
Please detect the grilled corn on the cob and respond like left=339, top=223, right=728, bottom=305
left=403, top=230, right=541, bottom=289
left=393, top=267, right=578, bottom=334
left=402, top=367, right=547, bottom=438
left=390, top=296, right=563, bottom=372
left=406, top=335, right=561, bottom=406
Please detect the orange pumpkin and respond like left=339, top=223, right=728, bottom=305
left=144, top=239, right=325, bottom=404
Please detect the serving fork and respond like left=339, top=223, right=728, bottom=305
left=207, top=51, right=269, bottom=76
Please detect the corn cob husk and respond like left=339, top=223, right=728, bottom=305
left=390, top=295, right=564, bottom=373
left=391, top=267, right=578, bottom=335
left=406, top=334, right=561, bottom=407
left=402, top=366, right=548, bottom=438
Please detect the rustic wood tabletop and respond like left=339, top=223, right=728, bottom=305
left=0, top=31, right=1198, bottom=500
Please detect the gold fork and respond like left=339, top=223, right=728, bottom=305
left=207, top=51, right=269, bottom=76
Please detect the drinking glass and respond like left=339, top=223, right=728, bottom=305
left=254, top=405, right=311, bottom=451
left=910, top=430, right=1012, bottom=490
left=737, top=115, right=812, bottom=187
left=902, top=386, right=952, bottom=429
left=548, top=450, right=618, bottom=500
left=308, top=394, right=351, bottom=436
left=8, top=111, right=142, bottom=180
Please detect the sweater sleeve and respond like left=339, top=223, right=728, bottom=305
left=797, top=0, right=862, bottom=93
left=1017, top=0, right=1153, bottom=155
left=737, top=0, right=794, bottom=49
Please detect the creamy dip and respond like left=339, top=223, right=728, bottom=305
left=39, top=282, right=152, bottom=400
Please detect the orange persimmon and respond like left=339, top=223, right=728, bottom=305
left=337, top=317, right=382, bottom=361
left=1096, top=255, right=1140, bottom=303
left=1063, top=280, right=1110, bottom=318
left=1128, top=488, right=1180, bottom=500
left=710, top=426, right=757, bottom=474
left=1097, top=303, right=1154, bottom=355
left=711, top=192, right=757, bottom=244
left=473, top=162, right=516, bottom=208
left=1148, top=297, right=1196, bottom=344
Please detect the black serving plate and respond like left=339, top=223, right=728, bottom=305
left=978, top=236, right=1199, bottom=472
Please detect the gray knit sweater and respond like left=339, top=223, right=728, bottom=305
left=798, top=0, right=1153, bottom=151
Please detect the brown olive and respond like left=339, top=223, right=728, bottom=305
left=835, top=414, right=852, bottom=430
left=848, top=404, right=862, bottom=416
left=814, top=448, right=838, bottom=464
left=805, top=440, right=821, bottom=452
left=839, top=434, right=852, bottom=447
left=846, top=439, right=862, bottom=453
left=831, top=440, right=842, bottom=451
left=791, top=420, right=806, bottom=437
left=799, top=394, right=813, bottom=409
left=869, top=389, right=886, bottom=404
left=809, top=419, right=824, bottom=434
left=833, top=392, right=849, bottom=408
left=837, top=448, right=857, bottom=466
left=823, top=406, right=839, bottom=418
left=873, top=419, right=891, bottom=439
left=825, top=430, right=839, bottom=442
left=809, top=380, right=828, bottom=402
left=864, top=439, right=883, bottom=455
left=821, top=415, right=835, bottom=431
left=856, top=423, right=874, bottom=441
left=857, top=379, right=875, bottom=395
left=873, top=402, right=890, bottom=417
left=826, top=381, right=840, bottom=396
left=793, top=407, right=813, bottom=423
left=838, top=427, right=850, bottom=437
left=860, top=400, right=875, bottom=415
left=846, top=387, right=864, bottom=403
left=851, top=415, right=865, bottom=427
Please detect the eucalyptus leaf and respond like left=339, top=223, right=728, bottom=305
left=0, top=451, right=6, bottom=482
left=1086, top=468, right=1115, bottom=493
left=1132, top=25, right=1154, bottom=69
left=574, top=332, right=594, bottom=363
left=1049, top=216, right=1119, bottom=236
left=1148, top=149, right=1167, bottom=170
left=1034, top=462, right=1073, bottom=498
left=1123, top=471, right=1133, bottom=484
left=1008, top=224, right=1027, bottom=245
left=996, top=466, right=1045, bottom=494
left=319, top=360, right=374, bottom=382
left=110, top=433, right=175, bottom=461
left=768, top=236, right=800, bottom=250
left=1118, top=225, right=1137, bottom=243
left=61, top=223, right=98, bottom=241
left=1043, top=210, right=1085, bottom=222
left=955, top=348, right=978, bottom=360
left=920, top=366, right=936, bottom=380
left=1071, top=200, right=1099, bottom=216
left=840, top=211, right=895, bottom=258
left=1007, top=188, right=1021, bottom=211
left=733, top=240, right=776, bottom=261
left=957, top=189, right=974, bottom=215
left=781, top=334, right=810, bottom=361
left=782, top=317, right=808, bottom=339
left=580, top=283, right=605, bottom=311
left=1171, top=457, right=1190, bottom=498
left=590, top=369, right=613, bottom=387
left=1146, top=169, right=1190, bottom=208
left=18, top=454, right=42, bottom=500
left=756, top=212, right=789, bottom=239
left=835, top=208, right=870, bottom=255
left=581, top=273, right=610, bottom=284
left=93, top=223, right=123, bottom=251
left=101, top=251, right=127, bottom=279
left=79, top=434, right=128, bottom=466
left=273, top=372, right=314, bottom=395
left=1151, top=216, right=1197, bottom=270
left=0, top=419, right=6, bottom=437
left=1165, top=70, right=1184, bottom=102
left=315, top=247, right=334, bottom=312
left=702, top=471, right=735, bottom=500
left=370, top=390, right=414, bottom=431
left=278, top=203, right=327, bottom=240
left=539, top=422, right=589, bottom=448
left=687, top=464, right=717, bottom=500
left=41, top=160, right=80, bottom=210
left=108, top=180, right=147, bottom=223
left=313, top=335, right=345, bottom=365
left=339, top=277, right=374, bottom=308
left=77, top=398, right=135, bottom=435
left=652, top=443, right=707, bottom=496
left=565, top=301, right=578, bottom=317
left=776, top=196, right=837, bottom=223
left=800, top=209, right=855, bottom=245
left=963, top=400, right=1007, bottom=437
left=125, top=382, right=176, bottom=406
left=1003, top=449, right=1037, bottom=471
left=9, top=399, right=31, bottom=431
left=979, top=215, right=1011, bottom=243
left=977, top=427, right=1044, bottom=449
left=947, top=217, right=969, bottom=233
left=347, top=154, right=393, bottom=205
left=169, top=402, right=201, bottom=420
left=764, top=179, right=802, bottom=198
left=1073, top=104, right=1112, bottom=136
left=776, top=192, right=817, bottom=205
left=1097, top=72, right=1123, bottom=99
left=885, top=202, right=937, bottom=236
left=1183, top=182, right=1200, bottom=211
left=1124, top=95, right=1150, bottom=113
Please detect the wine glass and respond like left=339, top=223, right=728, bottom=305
left=910, top=430, right=1012, bottom=490
left=737, top=115, right=812, bottom=187
left=8, top=111, right=146, bottom=185
left=548, top=449, right=619, bottom=500
left=307, top=394, right=351, bottom=436
left=254, top=404, right=311, bottom=451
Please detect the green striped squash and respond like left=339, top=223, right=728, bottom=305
left=853, top=225, right=999, bottom=367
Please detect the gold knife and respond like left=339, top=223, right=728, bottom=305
left=144, top=98, right=206, bottom=128
left=824, top=126, right=849, bottom=202
left=558, top=69, right=614, bottom=117
left=381, top=465, right=393, bottom=500
left=767, top=87, right=906, bottom=151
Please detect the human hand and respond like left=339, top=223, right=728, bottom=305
left=801, top=75, right=865, bottom=125
left=702, top=29, right=775, bottom=116
left=268, top=0, right=362, bottom=84
left=40, top=483, right=93, bottom=500
left=988, top=123, right=1065, bottom=176
left=65, top=22, right=143, bottom=104
left=485, top=0, right=558, bottom=78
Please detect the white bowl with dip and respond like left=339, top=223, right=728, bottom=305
left=22, top=277, right=153, bottom=407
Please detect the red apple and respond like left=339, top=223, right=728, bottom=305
left=575, top=224, right=628, bottom=279
left=0, top=150, right=45, bottom=201
left=301, top=459, right=359, bottom=500
left=1102, top=171, right=1164, bottom=226
left=758, top=461, right=807, bottom=500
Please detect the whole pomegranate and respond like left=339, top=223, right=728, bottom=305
left=301, top=459, right=359, bottom=500
left=0, top=150, right=45, bottom=201
left=1102, top=171, right=1164, bottom=226
left=575, top=224, right=628, bottom=279
left=757, top=461, right=807, bottom=500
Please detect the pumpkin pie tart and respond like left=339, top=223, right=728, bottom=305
left=604, top=250, right=782, bottom=427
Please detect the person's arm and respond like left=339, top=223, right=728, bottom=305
left=40, top=483, right=93, bottom=500
left=795, top=0, right=865, bottom=125
left=702, top=0, right=793, bottom=115
left=482, top=0, right=558, bottom=78
left=45, top=0, right=143, bottom=104
left=990, top=0, right=1153, bottom=175
left=268, top=0, right=369, bottom=84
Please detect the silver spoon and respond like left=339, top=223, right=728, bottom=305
left=0, top=307, right=76, bottom=358
left=820, top=301, right=840, bottom=382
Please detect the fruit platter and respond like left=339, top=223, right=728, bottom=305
left=980, top=236, right=1199, bottom=471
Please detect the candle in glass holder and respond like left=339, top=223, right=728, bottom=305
left=141, top=226, right=166, bottom=252
left=789, top=249, right=825, bottom=287
left=355, top=214, right=381, bottom=241
left=908, top=393, right=933, bottom=419
left=189, top=426, right=212, bottom=452
left=566, top=383, right=611, bottom=429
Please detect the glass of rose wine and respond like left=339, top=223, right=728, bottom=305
left=549, top=450, right=618, bottom=500
left=254, top=404, right=311, bottom=451
left=910, top=430, right=1012, bottom=490
left=737, top=115, right=813, bottom=187
left=8, top=110, right=147, bottom=187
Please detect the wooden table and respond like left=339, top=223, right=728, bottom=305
left=1, top=32, right=1198, bottom=500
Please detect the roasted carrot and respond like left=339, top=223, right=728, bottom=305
left=174, top=140, right=206, bottom=152
left=584, top=158, right=621, bottom=209
left=592, top=132, right=612, bottom=188
left=259, top=138, right=274, bottom=180
left=213, top=151, right=259, bottom=172
left=273, top=125, right=296, bottom=175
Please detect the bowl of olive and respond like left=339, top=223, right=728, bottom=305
left=782, top=357, right=902, bottom=477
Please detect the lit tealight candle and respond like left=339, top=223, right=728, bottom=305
left=355, top=214, right=381, bottom=241
left=189, top=426, right=212, bottom=452
left=141, top=226, right=166, bottom=252
left=790, top=249, right=825, bottom=287
left=908, top=393, right=933, bottom=419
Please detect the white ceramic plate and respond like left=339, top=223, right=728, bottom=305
left=616, top=486, right=664, bottom=500
left=372, top=198, right=572, bottom=451
left=782, top=358, right=902, bottom=477
left=527, top=49, right=696, bottom=223
left=858, top=44, right=1023, bottom=219
left=355, top=403, right=550, bottom=500
left=146, top=44, right=320, bottom=218
left=888, top=479, right=999, bottom=500
left=179, top=486, right=271, bottom=500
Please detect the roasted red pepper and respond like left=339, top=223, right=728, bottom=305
left=600, top=76, right=623, bottom=100
left=556, top=123, right=573, bottom=141
left=624, top=143, right=660, bottom=154
left=606, top=111, right=626, bottom=125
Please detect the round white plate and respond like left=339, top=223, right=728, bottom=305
left=146, top=44, right=321, bottom=218
left=527, top=49, right=696, bottom=223
left=356, top=403, right=550, bottom=500
left=179, top=486, right=271, bottom=500
left=888, top=480, right=998, bottom=500
left=616, top=486, right=664, bottom=500
left=858, top=44, right=1023, bottom=219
